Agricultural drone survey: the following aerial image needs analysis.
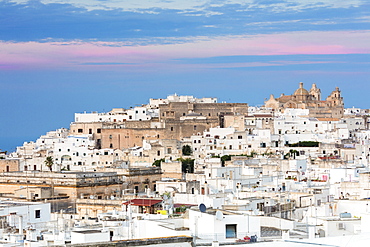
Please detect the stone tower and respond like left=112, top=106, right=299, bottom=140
left=309, top=83, right=321, bottom=101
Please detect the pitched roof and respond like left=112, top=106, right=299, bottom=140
left=277, top=95, right=292, bottom=103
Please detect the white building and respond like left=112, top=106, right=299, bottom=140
left=74, top=106, right=158, bottom=123
left=149, top=94, right=217, bottom=108
left=0, top=201, right=51, bottom=243
left=188, top=207, right=260, bottom=244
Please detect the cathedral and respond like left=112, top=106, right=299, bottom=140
left=264, top=82, right=344, bottom=118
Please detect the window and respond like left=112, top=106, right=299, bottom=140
left=97, top=129, right=101, bottom=133
left=157, top=150, right=160, bottom=156
left=35, top=210, right=41, bottom=219
left=78, top=129, right=83, bottom=133
left=89, top=128, right=92, bottom=134
left=171, top=127, right=174, bottom=131
left=194, top=125, right=197, bottom=130
left=338, top=223, right=345, bottom=230
left=226, top=224, right=237, bottom=238
left=238, top=135, right=242, bottom=139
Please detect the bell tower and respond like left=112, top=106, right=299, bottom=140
left=309, top=83, right=321, bottom=101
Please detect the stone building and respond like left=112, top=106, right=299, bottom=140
left=158, top=101, right=248, bottom=121
left=0, top=159, right=20, bottom=172
left=70, top=100, right=249, bottom=150
left=264, top=82, right=344, bottom=118
left=121, top=167, right=162, bottom=193
left=0, top=171, right=123, bottom=200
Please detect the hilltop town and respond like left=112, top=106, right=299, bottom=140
left=1, top=82, right=370, bottom=246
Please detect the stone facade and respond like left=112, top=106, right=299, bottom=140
left=70, top=102, right=248, bottom=150
left=0, top=171, right=123, bottom=199
left=122, top=167, right=162, bottom=193
left=100, top=128, right=165, bottom=150
left=158, top=101, right=248, bottom=121
left=265, top=82, right=344, bottom=118
left=0, top=159, right=20, bottom=172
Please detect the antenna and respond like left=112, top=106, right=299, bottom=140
left=199, top=203, right=206, bottom=213
left=216, top=210, right=224, bottom=221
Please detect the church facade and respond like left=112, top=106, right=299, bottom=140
left=264, top=82, right=344, bottom=118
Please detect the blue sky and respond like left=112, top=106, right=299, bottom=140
left=1, top=0, right=370, bottom=152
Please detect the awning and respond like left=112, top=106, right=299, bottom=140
left=123, top=199, right=163, bottom=207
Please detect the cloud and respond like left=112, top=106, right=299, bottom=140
left=8, top=0, right=366, bottom=11
left=1, top=1, right=369, bottom=42
left=1, top=30, right=369, bottom=70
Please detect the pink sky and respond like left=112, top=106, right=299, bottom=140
left=1, top=30, right=369, bottom=70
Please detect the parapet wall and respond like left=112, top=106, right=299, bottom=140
left=54, top=236, right=194, bottom=247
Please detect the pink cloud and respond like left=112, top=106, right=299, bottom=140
left=0, top=30, right=369, bottom=70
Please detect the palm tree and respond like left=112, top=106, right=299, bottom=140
left=44, top=156, right=54, bottom=171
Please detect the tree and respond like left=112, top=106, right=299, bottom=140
left=221, top=155, right=232, bottom=166
left=284, top=149, right=299, bottom=159
left=44, top=156, right=54, bottom=171
left=182, top=145, right=192, bottom=156
left=152, top=158, right=165, bottom=167
left=177, top=158, right=195, bottom=173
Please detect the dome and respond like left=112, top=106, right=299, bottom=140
left=294, top=82, right=309, bottom=95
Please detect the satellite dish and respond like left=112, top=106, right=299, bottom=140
left=199, top=203, right=207, bottom=213
left=216, top=211, right=224, bottom=221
